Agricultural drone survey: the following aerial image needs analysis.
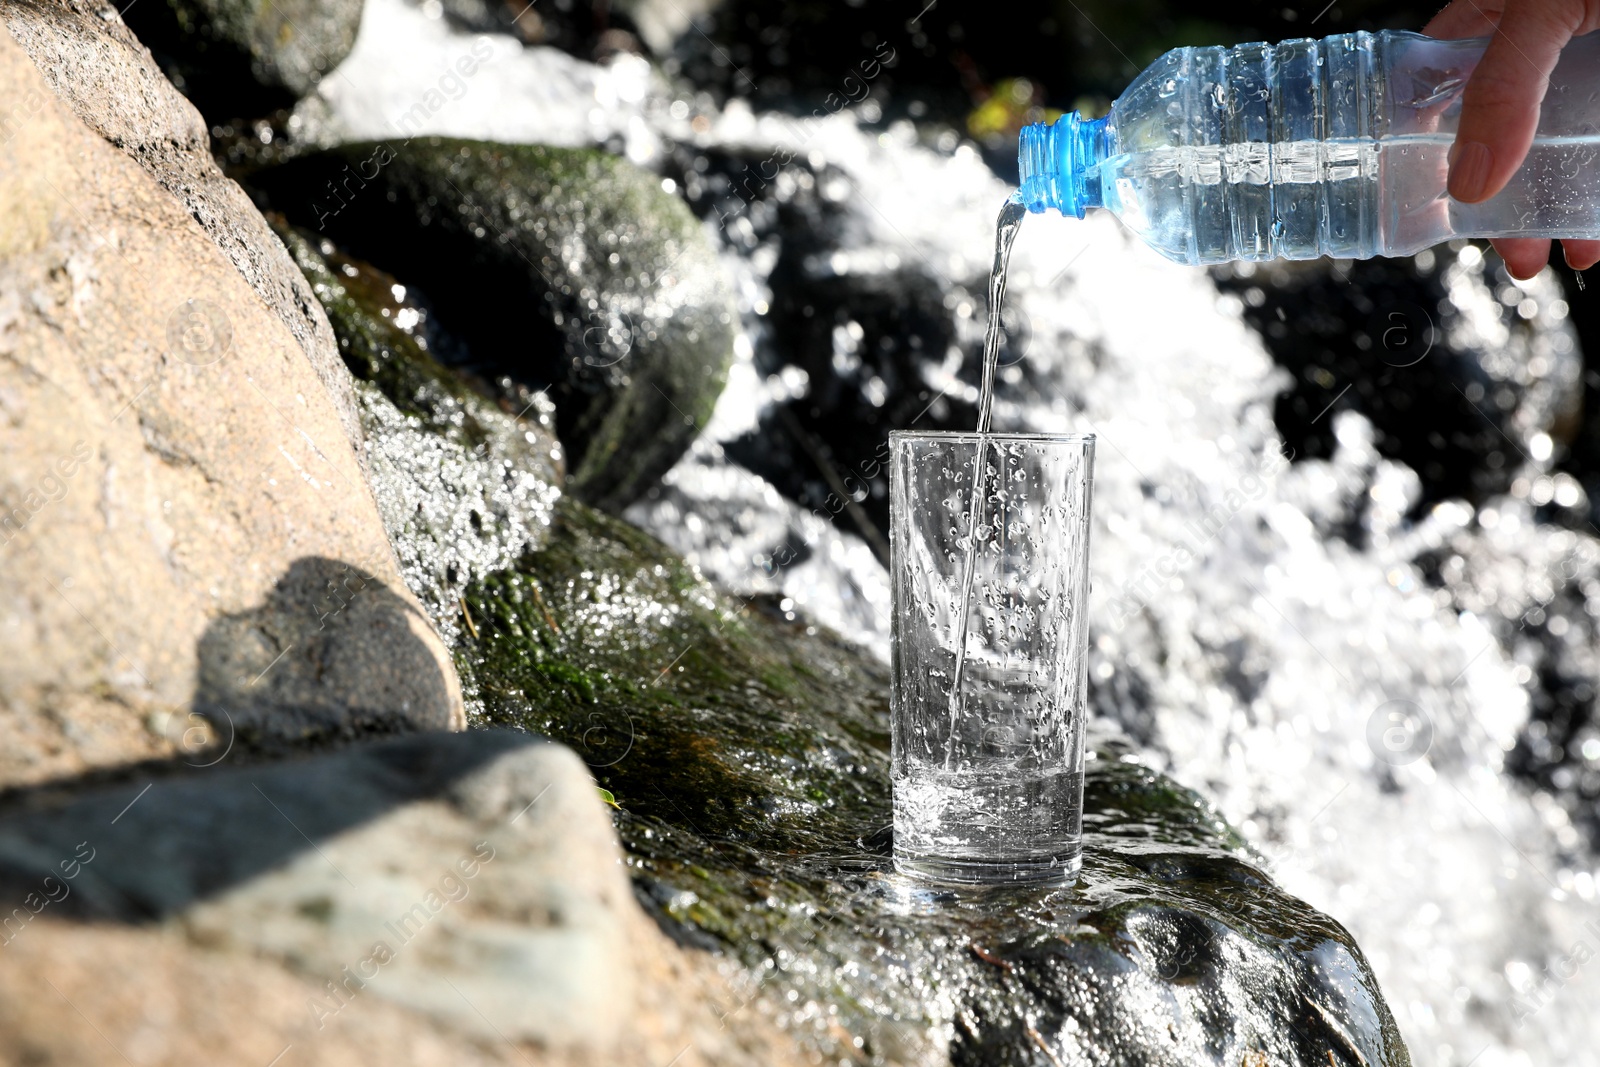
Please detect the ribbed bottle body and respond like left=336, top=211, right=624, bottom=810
left=1099, top=33, right=1385, bottom=265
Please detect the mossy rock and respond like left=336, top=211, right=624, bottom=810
left=246, top=139, right=737, bottom=513
left=273, top=216, right=563, bottom=480
left=276, top=219, right=563, bottom=640
left=122, top=0, right=361, bottom=119
left=459, top=499, right=1412, bottom=1066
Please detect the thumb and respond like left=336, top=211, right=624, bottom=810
left=1448, top=0, right=1591, bottom=202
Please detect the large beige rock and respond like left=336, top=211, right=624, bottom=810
left=0, top=731, right=805, bottom=1067
left=0, top=28, right=460, bottom=787
left=0, top=0, right=364, bottom=457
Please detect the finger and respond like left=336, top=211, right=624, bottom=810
left=1492, top=236, right=1553, bottom=279
left=1424, top=0, right=1503, bottom=39
left=1562, top=238, right=1600, bottom=271
left=1449, top=0, right=1589, bottom=203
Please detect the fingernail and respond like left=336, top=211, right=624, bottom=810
left=1448, top=141, right=1493, bottom=202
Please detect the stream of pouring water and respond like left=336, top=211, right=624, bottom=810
left=943, top=194, right=1028, bottom=769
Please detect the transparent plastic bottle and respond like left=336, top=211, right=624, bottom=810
left=1017, top=30, right=1600, bottom=265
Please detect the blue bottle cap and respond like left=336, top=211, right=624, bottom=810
left=1018, top=112, right=1109, bottom=218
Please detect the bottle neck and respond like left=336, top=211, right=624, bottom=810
left=1017, top=113, right=1109, bottom=218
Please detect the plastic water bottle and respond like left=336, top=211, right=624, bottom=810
left=1017, top=30, right=1600, bottom=265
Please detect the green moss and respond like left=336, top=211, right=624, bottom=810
left=273, top=218, right=561, bottom=483
left=456, top=499, right=1411, bottom=1066
left=461, top=498, right=885, bottom=847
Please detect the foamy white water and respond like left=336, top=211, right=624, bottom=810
left=303, top=2, right=1600, bottom=1061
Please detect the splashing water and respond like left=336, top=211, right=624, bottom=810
left=944, top=194, right=1028, bottom=767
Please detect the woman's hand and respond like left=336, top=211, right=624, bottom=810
left=1425, top=0, right=1600, bottom=278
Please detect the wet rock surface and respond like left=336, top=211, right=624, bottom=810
left=244, top=138, right=737, bottom=513
left=0, top=0, right=366, bottom=455
left=274, top=220, right=563, bottom=480
left=459, top=498, right=1410, bottom=1065
left=120, top=0, right=362, bottom=120
left=277, top=222, right=564, bottom=643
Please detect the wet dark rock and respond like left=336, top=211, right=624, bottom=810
left=458, top=497, right=1411, bottom=1065
left=120, top=0, right=363, bottom=120
left=275, top=221, right=564, bottom=644
left=274, top=218, right=563, bottom=484
left=1216, top=246, right=1581, bottom=515
left=421, top=0, right=648, bottom=58
left=245, top=139, right=737, bottom=513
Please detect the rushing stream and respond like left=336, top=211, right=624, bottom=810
left=281, top=0, right=1600, bottom=1062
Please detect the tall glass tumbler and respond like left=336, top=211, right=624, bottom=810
left=889, top=432, right=1095, bottom=885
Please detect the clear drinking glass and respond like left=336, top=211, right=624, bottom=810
left=889, top=431, right=1095, bottom=885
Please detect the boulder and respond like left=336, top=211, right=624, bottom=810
left=245, top=139, right=737, bottom=513
left=0, top=731, right=807, bottom=1066
left=0, top=28, right=460, bottom=788
left=458, top=498, right=1414, bottom=1065
left=0, top=0, right=365, bottom=457
left=427, top=0, right=717, bottom=57
left=274, top=223, right=564, bottom=643
left=119, top=0, right=363, bottom=120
